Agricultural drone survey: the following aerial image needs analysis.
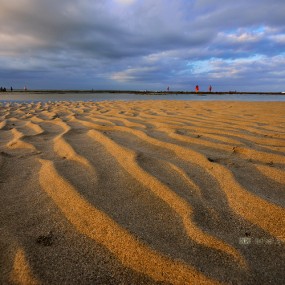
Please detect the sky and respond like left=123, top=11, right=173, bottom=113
left=1, top=0, right=285, bottom=91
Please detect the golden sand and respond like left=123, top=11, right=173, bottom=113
left=0, top=100, right=284, bottom=284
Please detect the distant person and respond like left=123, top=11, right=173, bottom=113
left=10, top=86, right=13, bottom=92
left=24, top=86, right=27, bottom=91
left=209, top=85, right=212, bottom=92
left=167, top=86, right=170, bottom=91
left=195, top=85, right=199, bottom=93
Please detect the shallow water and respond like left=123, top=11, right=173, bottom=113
left=1, top=92, right=285, bottom=102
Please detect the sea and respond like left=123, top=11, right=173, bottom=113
left=1, top=92, right=285, bottom=103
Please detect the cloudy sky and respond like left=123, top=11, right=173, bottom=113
left=1, top=0, right=285, bottom=91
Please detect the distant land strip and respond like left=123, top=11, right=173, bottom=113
left=2, top=90, right=285, bottom=95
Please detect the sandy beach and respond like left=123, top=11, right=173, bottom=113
left=0, top=100, right=284, bottom=284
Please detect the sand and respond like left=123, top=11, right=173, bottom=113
left=0, top=100, right=284, bottom=285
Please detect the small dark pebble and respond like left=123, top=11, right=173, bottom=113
left=36, top=231, right=54, bottom=246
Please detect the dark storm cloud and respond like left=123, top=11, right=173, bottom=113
left=0, top=0, right=285, bottom=90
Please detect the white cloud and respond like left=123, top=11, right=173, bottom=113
left=270, top=34, right=285, bottom=44
left=114, top=0, right=136, bottom=5
left=111, top=66, right=157, bottom=82
left=217, top=28, right=264, bottom=44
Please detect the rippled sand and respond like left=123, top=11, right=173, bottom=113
left=0, top=100, right=284, bottom=284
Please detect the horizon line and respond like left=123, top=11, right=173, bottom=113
left=1, top=89, right=285, bottom=95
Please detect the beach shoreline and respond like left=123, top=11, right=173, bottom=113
left=1, top=100, right=284, bottom=284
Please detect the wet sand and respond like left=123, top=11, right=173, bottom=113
left=0, top=100, right=284, bottom=284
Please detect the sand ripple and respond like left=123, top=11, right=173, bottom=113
left=1, top=101, right=284, bottom=284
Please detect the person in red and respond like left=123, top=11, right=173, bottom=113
left=209, top=85, right=212, bottom=92
left=195, top=85, right=199, bottom=93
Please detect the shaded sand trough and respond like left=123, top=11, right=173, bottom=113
left=0, top=100, right=284, bottom=284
